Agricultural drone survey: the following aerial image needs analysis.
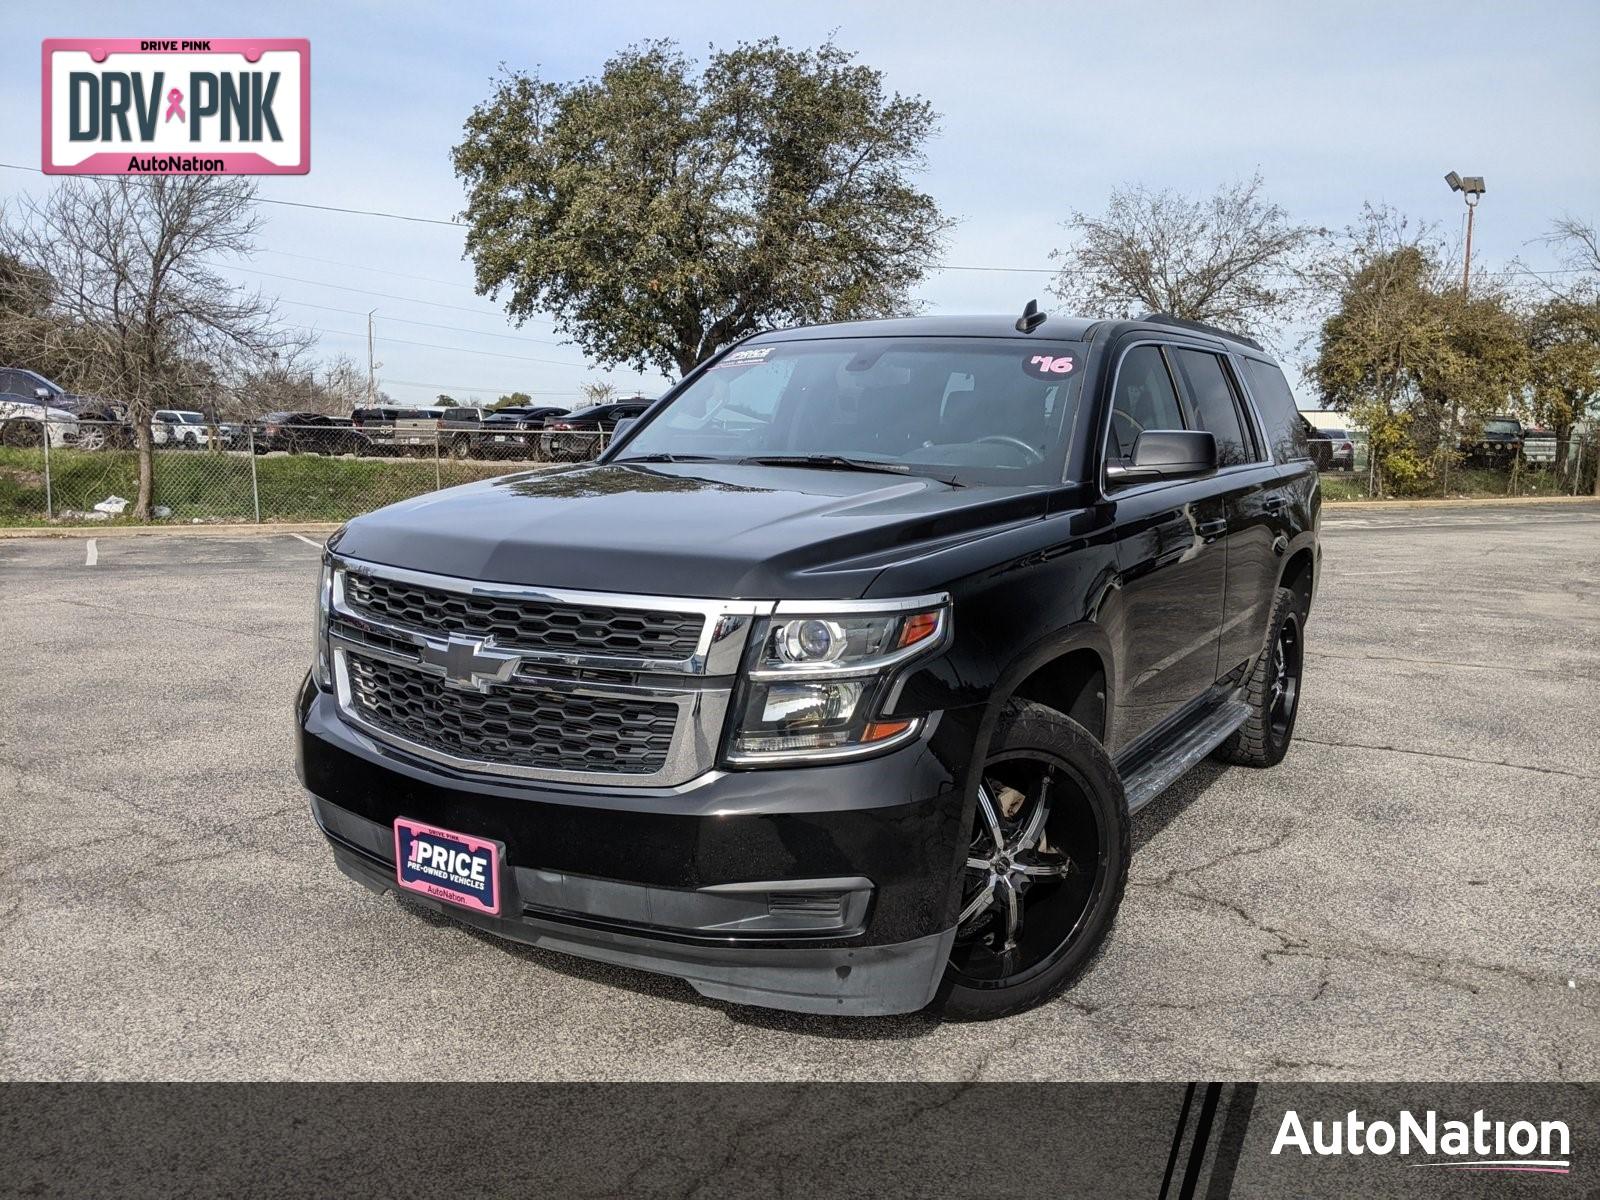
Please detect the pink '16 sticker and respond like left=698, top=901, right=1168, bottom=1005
left=1025, top=354, right=1074, bottom=377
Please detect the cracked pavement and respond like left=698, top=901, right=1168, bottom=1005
left=1, top=501, right=1596, bottom=1081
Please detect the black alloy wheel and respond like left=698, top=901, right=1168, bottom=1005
left=939, top=701, right=1129, bottom=1020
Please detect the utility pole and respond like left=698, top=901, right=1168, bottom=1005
left=1444, top=172, right=1486, bottom=294
left=366, top=309, right=377, bottom=403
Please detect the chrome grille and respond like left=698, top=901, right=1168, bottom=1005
left=326, top=556, right=768, bottom=786
left=345, top=651, right=679, bottom=775
left=344, top=571, right=705, bottom=659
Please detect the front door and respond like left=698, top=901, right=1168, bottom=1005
left=1103, top=343, right=1228, bottom=754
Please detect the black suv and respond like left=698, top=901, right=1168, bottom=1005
left=298, top=310, right=1319, bottom=1020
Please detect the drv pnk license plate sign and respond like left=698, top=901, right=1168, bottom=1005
left=42, top=39, right=310, bottom=175
left=393, top=818, right=502, bottom=916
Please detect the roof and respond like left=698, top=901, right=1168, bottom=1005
left=747, top=311, right=1269, bottom=354
left=752, top=314, right=1105, bottom=342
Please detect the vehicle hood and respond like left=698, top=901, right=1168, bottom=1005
left=335, top=462, right=1052, bottom=599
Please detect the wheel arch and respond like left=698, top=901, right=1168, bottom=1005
left=1278, top=545, right=1316, bottom=616
left=965, top=624, right=1117, bottom=799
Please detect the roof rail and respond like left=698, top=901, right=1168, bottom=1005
left=1135, top=312, right=1264, bottom=352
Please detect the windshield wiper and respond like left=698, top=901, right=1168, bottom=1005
left=613, top=453, right=726, bottom=464
left=739, top=454, right=964, bottom=487
left=739, top=454, right=912, bottom=475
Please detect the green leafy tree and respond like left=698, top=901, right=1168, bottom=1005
left=1311, top=206, right=1529, bottom=495
left=491, top=391, right=534, bottom=410
left=1526, top=296, right=1600, bottom=470
left=435, top=393, right=459, bottom=408
left=453, top=39, right=951, bottom=378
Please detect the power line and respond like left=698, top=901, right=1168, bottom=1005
left=257, top=247, right=486, bottom=291
left=382, top=376, right=579, bottom=396
left=300, top=321, right=596, bottom=368
left=272, top=296, right=574, bottom=348
left=4, top=160, right=1591, bottom=286
left=220, top=262, right=525, bottom=318
left=0, top=160, right=465, bottom=226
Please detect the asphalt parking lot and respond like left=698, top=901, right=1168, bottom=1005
left=2, top=501, right=1596, bottom=1082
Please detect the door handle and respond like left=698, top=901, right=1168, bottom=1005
left=1262, top=496, right=1287, bottom=513
left=1197, top=518, right=1228, bottom=538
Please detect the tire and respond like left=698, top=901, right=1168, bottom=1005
left=936, top=700, right=1131, bottom=1021
left=1213, top=586, right=1304, bottom=768
left=2, top=419, right=44, bottom=448
left=449, top=436, right=470, bottom=460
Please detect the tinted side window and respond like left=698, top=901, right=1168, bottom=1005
left=1171, top=348, right=1252, bottom=467
left=0, top=371, right=20, bottom=397
left=1108, top=345, right=1185, bottom=461
left=1240, top=359, right=1310, bottom=463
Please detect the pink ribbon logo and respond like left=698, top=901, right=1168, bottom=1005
left=164, top=88, right=185, bottom=123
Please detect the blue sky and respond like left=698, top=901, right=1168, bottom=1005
left=5, top=0, right=1598, bottom=407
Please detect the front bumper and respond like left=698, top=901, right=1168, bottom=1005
left=298, top=679, right=971, bottom=1016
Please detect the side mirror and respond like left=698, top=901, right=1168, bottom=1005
left=1105, top=430, right=1217, bottom=485
left=611, top=417, right=637, bottom=440
left=34, top=387, right=51, bottom=402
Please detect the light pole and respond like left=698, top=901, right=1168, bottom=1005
left=1444, top=172, right=1486, bottom=293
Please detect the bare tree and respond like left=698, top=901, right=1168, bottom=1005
left=233, top=353, right=368, bottom=419
left=0, top=177, right=304, bottom=517
left=579, top=380, right=618, bottom=406
left=1542, top=215, right=1600, bottom=276
left=1536, top=215, right=1600, bottom=303
left=1048, top=172, right=1315, bottom=338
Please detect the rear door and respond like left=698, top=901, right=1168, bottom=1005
left=1102, top=341, right=1229, bottom=752
left=1166, top=345, right=1282, bottom=680
left=1234, top=355, right=1318, bottom=637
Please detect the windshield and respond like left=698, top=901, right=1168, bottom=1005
left=616, top=337, right=1086, bottom=485
left=1484, top=419, right=1520, bottom=434
left=176, top=412, right=205, bottom=424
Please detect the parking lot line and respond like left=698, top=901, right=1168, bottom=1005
left=84, top=539, right=97, bottom=567
left=290, top=533, right=325, bottom=550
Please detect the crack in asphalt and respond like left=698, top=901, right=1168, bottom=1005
left=1293, top=736, right=1599, bottom=781
left=50, top=597, right=302, bottom=643
left=1131, top=832, right=1586, bottom=1004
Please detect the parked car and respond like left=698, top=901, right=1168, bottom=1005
left=1310, top=425, right=1355, bottom=472
left=153, top=410, right=214, bottom=449
left=1463, top=416, right=1524, bottom=467
left=478, top=405, right=569, bottom=458
left=255, top=412, right=366, bottom=456
left=541, top=398, right=653, bottom=461
left=0, top=367, right=85, bottom=448
left=300, top=309, right=1319, bottom=1020
left=1522, top=425, right=1557, bottom=465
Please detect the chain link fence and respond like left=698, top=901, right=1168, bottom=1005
left=3, top=414, right=1593, bottom=525
left=1310, top=431, right=1600, bottom=499
left=0, top=418, right=618, bottom=526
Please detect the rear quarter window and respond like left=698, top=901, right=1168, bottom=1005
left=1240, top=359, right=1310, bottom=464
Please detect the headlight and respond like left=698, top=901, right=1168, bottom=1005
left=726, top=598, right=949, bottom=763
left=312, top=555, right=334, bottom=688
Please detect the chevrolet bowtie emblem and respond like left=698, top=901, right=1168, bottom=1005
left=418, top=634, right=520, bottom=692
